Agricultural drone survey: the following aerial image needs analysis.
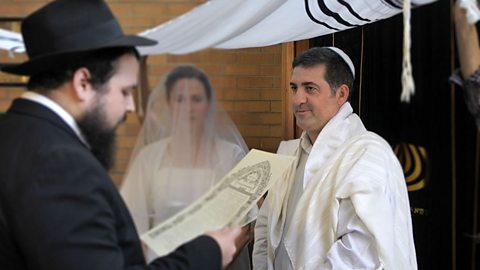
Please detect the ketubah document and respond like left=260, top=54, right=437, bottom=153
left=141, top=149, right=296, bottom=257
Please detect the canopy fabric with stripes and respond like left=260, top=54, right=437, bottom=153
left=138, top=0, right=437, bottom=55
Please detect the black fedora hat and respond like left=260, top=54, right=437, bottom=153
left=1, top=0, right=157, bottom=75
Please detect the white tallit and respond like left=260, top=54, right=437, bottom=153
left=266, top=102, right=417, bottom=269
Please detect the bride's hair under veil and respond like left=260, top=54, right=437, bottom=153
left=120, top=65, right=252, bottom=267
left=131, top=65, right=248, bottom=162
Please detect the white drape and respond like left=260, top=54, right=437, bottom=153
left=0, top=28, right=24, bottom=53
left=0, top=0, right=438, bottom=56
left=138, top=0, right=437, bottom=55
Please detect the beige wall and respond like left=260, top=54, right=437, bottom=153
left=0, top=0, right=285, bottom=186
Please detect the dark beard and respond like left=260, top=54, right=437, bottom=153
left=77, top=103, right=117, bottom=171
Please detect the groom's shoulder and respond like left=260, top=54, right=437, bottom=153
left=277, top=138, right=301, bottom=155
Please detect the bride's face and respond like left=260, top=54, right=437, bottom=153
left=168, top=78, right=210, bottom=131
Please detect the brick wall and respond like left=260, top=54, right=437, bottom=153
left=0, top=0, right=284, bottom=187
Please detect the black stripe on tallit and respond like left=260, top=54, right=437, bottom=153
left=337, top=0, right=371, bottom=22
left=383, top=0, right=420, bottom=9
left=316, top=0, right=359, bottom=27
left=382, top=0, right=402, bottom=9
left=304, top=0, right=340, bottom=31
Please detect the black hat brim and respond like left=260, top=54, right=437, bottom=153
left=1, top=35, right=157, bottom=76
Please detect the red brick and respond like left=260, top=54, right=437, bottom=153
left=115, top=148, right=133, bottom=160
left=0, top=90, right=8, bottom=99
left=148, top=55, right=169, bottom=65
left=108, top=3, right=134, bottom=17
left=233, top=101, right=270, bottom=113
left=125, top=113, right=140, bottom=124
left=0, top=3, right=43, bottom=17
left=261, top=45, right=281, bottom=53
left=0, top=100, right=12, bottom=112
left=199, top=65, right=226, bottom=76
left=109, top=173, right=123, bottom=188
left=210, top=76, right=237, bottom=88
left=224, top=65, right=259, bottom=75
left=260, top=66, right=281, bottom=75
left=113, top=159, right=129, bottom=172
left=218, top=101, right=234, bottom=112
left=125, top=124, right=141, bottom=136
left=131, top=3, right=169, bottom=17
left=236, top=53, right=276, bottom=65
left=220, top=90, right=260, bottom=101
left=118, top=16, right=154, bottom=28
left=167, top=3, right=200, bottom=14
left=116, top=125, right=127, bottom=135
left=237, top=76, right=275, bottom=89
left=260, top=89, right=282, bottom=100
left=8, top=88, right=24, bottom=99
left=117, top=137, right=137, bottom=148
left=237, top=125, right=270, bottom=137
left=230, top=113, right=281, bottom=125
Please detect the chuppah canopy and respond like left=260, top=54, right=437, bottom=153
left=0, top=0, right=439, bottom=101
left=0, top=28, right=24, bottom=53
left=0, top=0, right=438, bottom=55
left=137, top=0, right=438, bottom=102
left=138, top=0, right=437, bottom=55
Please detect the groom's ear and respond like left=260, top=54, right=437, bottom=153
left=336, top=84, right=349, bottom=105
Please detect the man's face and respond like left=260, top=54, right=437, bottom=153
left=290, top=64, right=343, bottom=141
left=78, top=53, right=139, bottom=170
left=96, top=53, right=139, bottom=130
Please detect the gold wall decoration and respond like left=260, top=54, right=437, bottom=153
left=393, top=143, right=430, bottom=192
left=411, top=207, right=428, bottom=216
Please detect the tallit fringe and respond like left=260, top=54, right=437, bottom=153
left=401, top=0, right=415, bottom=103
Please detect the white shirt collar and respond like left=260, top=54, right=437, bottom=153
left=300, top=132, right=313, bottom=154
left=21, top=91, right=90, bottom=148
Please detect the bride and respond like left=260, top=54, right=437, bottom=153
left=121, top=65, right=253, bottom=269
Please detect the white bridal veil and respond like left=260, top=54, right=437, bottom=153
left=120, top=65, right=251, bottom=266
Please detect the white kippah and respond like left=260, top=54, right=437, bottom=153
left=326, top=46, right=355, bottom=79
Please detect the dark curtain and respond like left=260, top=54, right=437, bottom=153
left=309, top=0, right=479, bottom=269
